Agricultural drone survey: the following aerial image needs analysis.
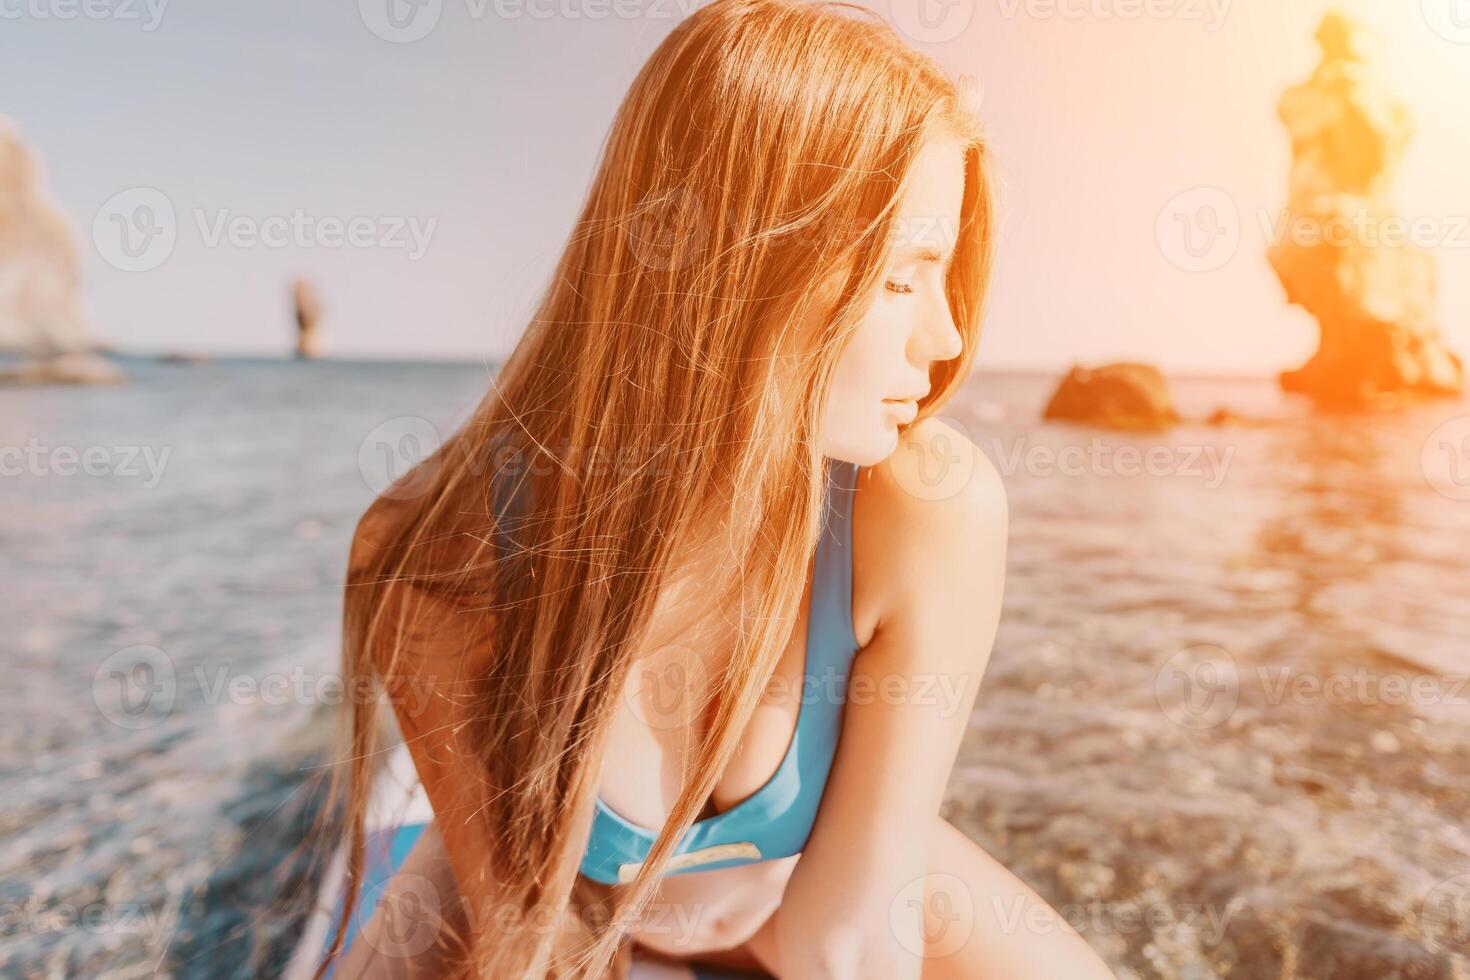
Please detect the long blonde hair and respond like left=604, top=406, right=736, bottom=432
left=314, top=1, right=996, bottom=975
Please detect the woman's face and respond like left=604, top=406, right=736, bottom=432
left=820, top=135, right=967, bottom=465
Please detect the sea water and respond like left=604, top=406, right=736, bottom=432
left=1, top=356, right=1466, bottom=977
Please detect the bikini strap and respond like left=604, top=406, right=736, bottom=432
left=807, top=458, right=861, bottom=680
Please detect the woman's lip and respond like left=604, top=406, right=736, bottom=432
left=883, top=398, right=918, bottom=421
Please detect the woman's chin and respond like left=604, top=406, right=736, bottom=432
left=855, top=427, right=903, bottom=467
left=821, top=418, right=908, bottom=467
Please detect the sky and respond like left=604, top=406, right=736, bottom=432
left=4, top=0, right=1469, bottom=374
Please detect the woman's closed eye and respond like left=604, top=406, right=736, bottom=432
left=884, top=279, right=914, bottom=295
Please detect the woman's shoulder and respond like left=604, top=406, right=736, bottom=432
left=348, top=474, right=497, bottom=584
left=346, top=485, right=501, bottom=677
left=347, top=491, right=413, bottom=576
left=850, top=416, right=1008, bottom=649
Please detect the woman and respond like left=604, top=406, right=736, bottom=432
left=308, top=0, right=1114, bottom=976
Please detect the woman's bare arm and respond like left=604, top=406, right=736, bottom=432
left=333, top=822, right=467, bottom=979
left=775, top=419, right=1008, bottom=979
left=343, top=496, right=509, bottom=968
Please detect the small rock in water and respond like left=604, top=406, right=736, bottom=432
left=1042, top=362, right=1180, bottom=432
left=0, top=352, right=127, bottom=386
left=1206, top=406, right=1243, bottom=426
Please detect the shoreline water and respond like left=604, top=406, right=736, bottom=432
left=2, top=360, right=1466, bottom=977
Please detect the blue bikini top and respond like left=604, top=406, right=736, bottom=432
left=489, top=455, right=862, bottom=885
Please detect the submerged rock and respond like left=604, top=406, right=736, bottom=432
left=1203, top=406, right=1278, bottom=428
left=1042, top=362, right=1180, bottom=432
left=1206, top=406, right=1244, bottom=427
left=1269, top=12, right=1463, bottom=410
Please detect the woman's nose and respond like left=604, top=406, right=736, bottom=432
left=917, top=297, right=963, bottom=362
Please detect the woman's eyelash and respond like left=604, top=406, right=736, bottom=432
left=884, top=279, right=914, bottom=295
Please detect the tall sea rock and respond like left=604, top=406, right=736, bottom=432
left=293, top=277, right=323, bottom=359
left=0, top=117, right=96, bottom=355
left=1269, top=12, right=1462, bottom=409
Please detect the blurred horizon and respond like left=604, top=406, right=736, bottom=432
left=18, top=349, right=1283, bottom=383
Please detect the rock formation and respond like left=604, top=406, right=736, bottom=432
left=0, top=351, right=125, bottom=385
left=293, top=277, right=323, bottom=359
left=1042, top=362, right=1180, bottom=432
left=1269, top=11, right=1462, bottom=409
left=0, top=117, right=124, bottom=384
left=0, top=117, right=96, bottom=353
